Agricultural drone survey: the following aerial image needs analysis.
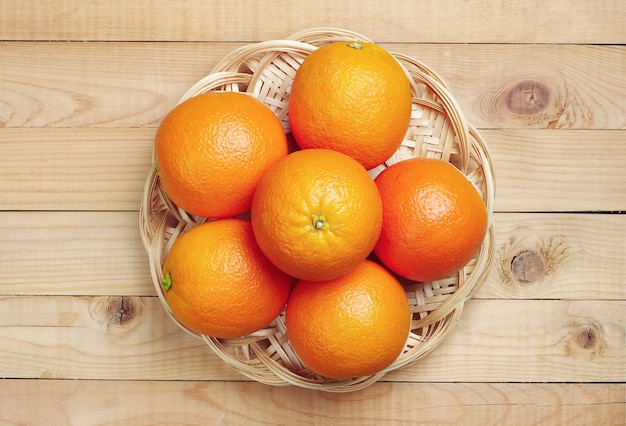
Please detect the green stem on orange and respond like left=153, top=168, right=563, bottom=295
left=347, top=41, right=363, bottom=50
left=161, top=272, right=172, bottom=291
left=312, top=214, right=329, bottom=231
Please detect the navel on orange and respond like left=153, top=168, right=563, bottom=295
left=251, top=148, right=382, bottom=281
left=288, top=40, right=413, bottom=170
left=286, top=260, right=411, bottom=379
left=154, top=91, right=288, bottom=218
left=374, top=157, right=488, bottom=282
left=161, top=218, right=292, bottom=339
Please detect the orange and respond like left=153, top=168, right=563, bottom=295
left=154, top=91, right=288, bottom=218
left=288, top=40, right=413, bottom=170
left=374, top=157, right=488, bottom=282
left=251, top=148, right=382, bottom=281
left=285, top=260, right=411, bottom=379
left=160, top=218, right=292, bottom=339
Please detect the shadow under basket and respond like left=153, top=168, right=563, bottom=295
left=140, top=28, right=496, bottom=392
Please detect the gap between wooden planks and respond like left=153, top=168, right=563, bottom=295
left=1, top=380, right=624, bottom=425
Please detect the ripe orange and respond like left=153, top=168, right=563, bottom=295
left=285, top=260, right=411, bottom=379
left=154, top=91, right=288, bottom=218
left=160, top=218, right=292, bottom=339
left=374, top=157, right=488, bottom=282
left=288, top=40, right=413, bottom=170
left=251, top=148, right=382, bottom=281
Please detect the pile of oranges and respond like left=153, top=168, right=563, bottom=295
left=153, top=40, right=488, bottom=380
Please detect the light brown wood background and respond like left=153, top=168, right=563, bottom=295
left=1, top=1, right=624, bottom=424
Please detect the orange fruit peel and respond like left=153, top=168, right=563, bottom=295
left=288, top=40, right=412, bottom=170
left=251, top=149, right=383, bottom=281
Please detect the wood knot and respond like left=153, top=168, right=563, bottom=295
left=89, top=296, right=144, bottom=340
left=481, top=70, right=567, bottom=128
left=568, top=319, right=605, bottom=359
left=577, top=326, right=599, bottom=350
left=505, top=80, right=551, bottom=115
left=105, top=297, right=138, bottom=326
left=510, top=249, right=545, bottom=283
left=497, top=236, right=569, bottom=296
left=89, top=296, right=144, bottom=339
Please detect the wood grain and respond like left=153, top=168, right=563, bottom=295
left=486, top=129, right=626, bottom=212
left=417, top=45, right=626, bottom=130
left=391, top=299, right=625, bottom=383
left=1, top=128, right=625, bottom=213
left=1, top=212, right=624, bottom=299
left=0, top=296, right=623, bottom=382
left=0, top=211, right=153, bottom=296
left=0, top=128, right=154, bottom=211
left=0, top=295, right=235, bottom=381
left=1, top=380, right=623, bottom=425
left=1, top=0, right=624, bottom=44
left=1, top=43, right=623, bottom=130
left=481, top=213, right=626, bottom=300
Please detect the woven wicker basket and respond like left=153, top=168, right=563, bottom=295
left=140, top=28, right=495, bottom=392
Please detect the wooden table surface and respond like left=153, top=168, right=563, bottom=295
left=1, top=2, right=625, bottom=425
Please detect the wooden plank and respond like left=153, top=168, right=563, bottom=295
left=1, top=0, right=624, bottom=44
left=416, top=45, right=626, bottom=131
left=390, top=299, right=626, bottom=383
left=0, top=42, right=210, bottom=128
left=1, top=42, right=624, bottom=130
left=479, top=213, right=626, bottom=300
left=1, top=212, right=624, bottom=299
left=486, top=129, right=626, bottom=212
left=1, top=128, right=625, bottom=213
left=0, top=295, right=236, bottom=381
left=0, top=296, right=623, bottom=383
left=0, top=128, right=154, bottom=212
left=0, top=211, right=154, bottom=296
left=0, top=380, right=623, bottom=425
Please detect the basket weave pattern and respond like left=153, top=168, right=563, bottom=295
left=140, top=28, right=495, bottom=392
